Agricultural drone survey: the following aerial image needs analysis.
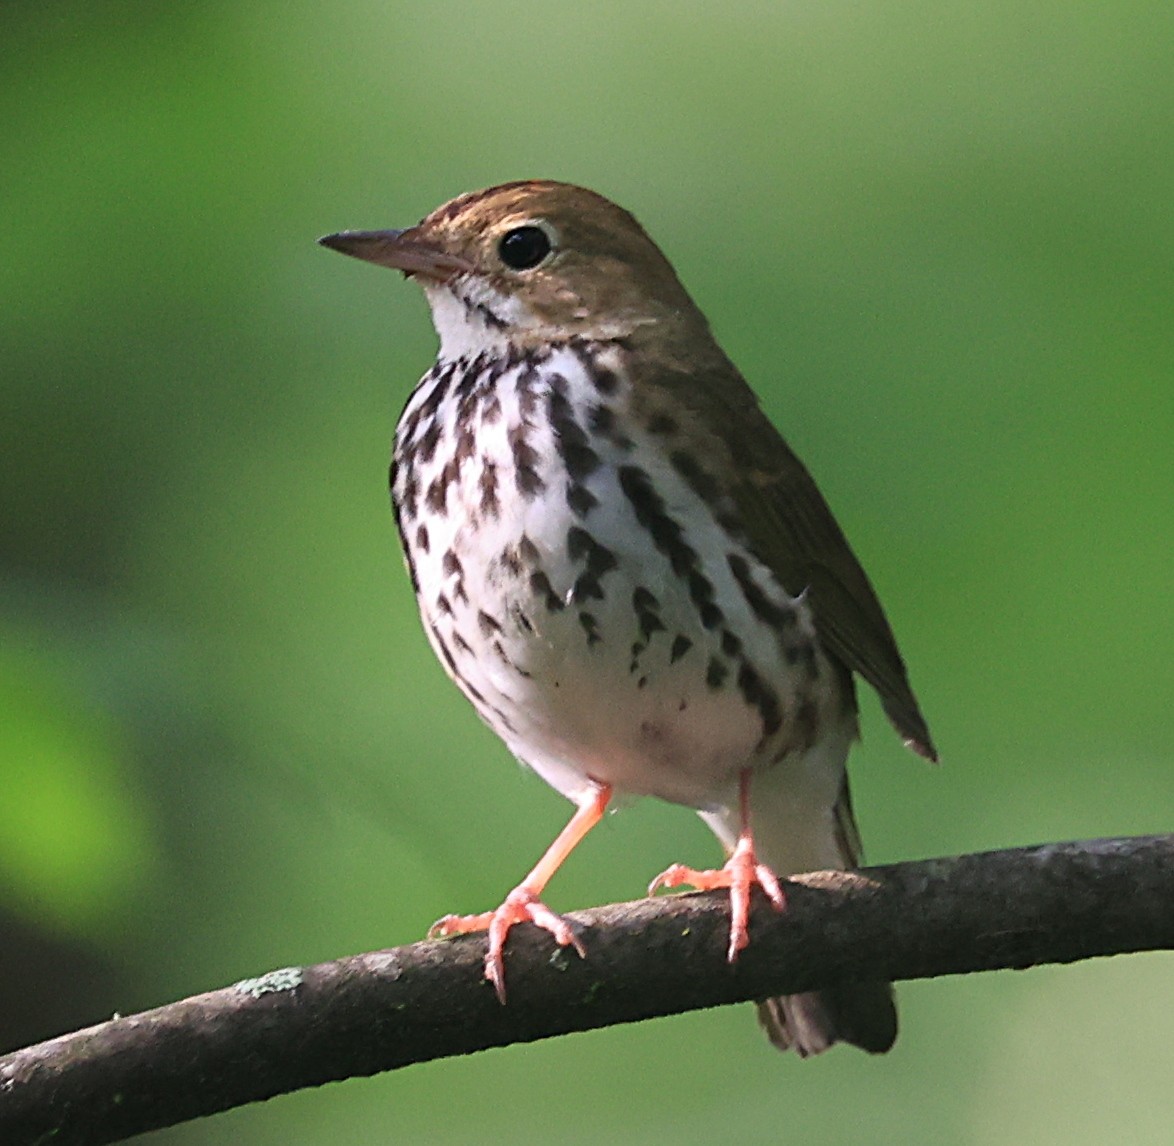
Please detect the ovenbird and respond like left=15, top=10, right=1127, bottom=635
left=319, top=180, right=935, bottom=1055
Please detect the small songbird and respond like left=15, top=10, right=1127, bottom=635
left=319, top=181, right=935, bottom=1056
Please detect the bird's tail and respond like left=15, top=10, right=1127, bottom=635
left=701, top=735, right=897, bottom=1056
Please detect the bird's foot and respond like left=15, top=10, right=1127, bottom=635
left=429, top=885, right=585, bottom=1002
left=649, top=835, right=786, bottom=961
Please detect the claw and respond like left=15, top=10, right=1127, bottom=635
left=429, top=886, right=585, bottom=1003
left=649, top=835, right=785, bottom=961
left=426, top=783, right=610, bottom=1000
left=429, top=911, right=495, bottom=939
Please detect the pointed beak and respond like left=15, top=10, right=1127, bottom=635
left=317, top=228, right=474, bottom=282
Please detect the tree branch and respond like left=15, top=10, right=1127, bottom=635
left=2, top=834, right=1171, bottom=1145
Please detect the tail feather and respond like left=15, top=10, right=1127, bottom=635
left=702, top=722, right=897, bottom=1057
left=758, top=982, right=897, bottom=1057
left=759, top=772, right=896, bottom=1056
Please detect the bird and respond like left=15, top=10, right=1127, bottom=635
left=319, top=180, right=935, bottom=1056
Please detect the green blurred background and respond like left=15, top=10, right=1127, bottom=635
left=3, top=2, right=1171, bottom=1142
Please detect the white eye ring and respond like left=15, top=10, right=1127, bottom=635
left=496, top=219, right=558, bottom=270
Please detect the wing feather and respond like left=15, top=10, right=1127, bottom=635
left=637, top=353, right=936, bottom=760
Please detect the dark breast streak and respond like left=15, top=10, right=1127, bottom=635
left=391, top=339, right=841, bottom=803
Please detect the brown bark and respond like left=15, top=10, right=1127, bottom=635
left=1, top=834, right=1171, bottom=1145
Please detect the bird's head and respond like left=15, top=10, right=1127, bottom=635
left=320, top=180, right=711, bottom=362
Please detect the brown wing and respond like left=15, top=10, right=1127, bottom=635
left=640, top=352, right=936, bottom=761
left=737, top=429, right=936, bottom=760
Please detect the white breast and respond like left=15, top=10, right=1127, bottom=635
left=393, top=339, right=847, bottom=813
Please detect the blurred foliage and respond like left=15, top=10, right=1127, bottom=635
left=0, top=634, right=157, bottom=936
left=2, top=1, right=1171, bottom=1143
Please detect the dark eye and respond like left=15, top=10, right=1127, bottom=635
left=497, top=225, right=552, bottom=270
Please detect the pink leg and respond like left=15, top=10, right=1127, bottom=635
left=649, top=770, right=785, bottom=961
left=429, top=783, right=612, bottom=1001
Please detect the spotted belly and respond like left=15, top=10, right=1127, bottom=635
left=392, top=340, right=846, bottom=809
